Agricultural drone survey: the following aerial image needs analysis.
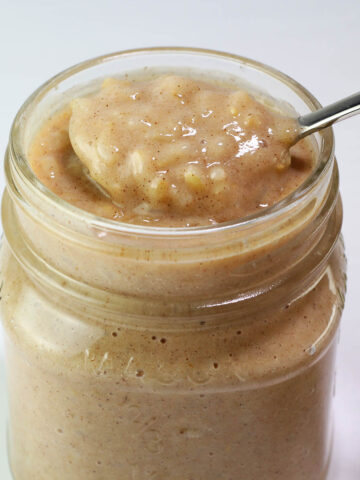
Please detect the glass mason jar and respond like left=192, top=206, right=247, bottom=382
left=1, top=48, right=346, bottom=480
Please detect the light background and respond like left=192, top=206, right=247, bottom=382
left=0, top=1, right=359, bottom=478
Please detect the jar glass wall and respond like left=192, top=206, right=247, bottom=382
left=1, top=48, right=346, bottom=480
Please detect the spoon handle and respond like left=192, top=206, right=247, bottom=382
left=298, top=91, right=360, bottom=139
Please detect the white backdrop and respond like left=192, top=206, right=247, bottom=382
left=0, top=1, right=359, bottom=478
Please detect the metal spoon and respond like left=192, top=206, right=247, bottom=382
left=297, top=91, right=360, bottom=140
left=76, top=91, right=360, bottom=199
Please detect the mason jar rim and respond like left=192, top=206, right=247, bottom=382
left=8, top=46, right=334, bottom=237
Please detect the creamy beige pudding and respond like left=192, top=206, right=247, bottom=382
left=0, top=61, right=346, bottom=480
left=29, top=74, right=313, bottom=226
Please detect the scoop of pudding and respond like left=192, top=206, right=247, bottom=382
left=29, top=74, right=313, bottom=226
left=68, top=75, right=305, bottom=223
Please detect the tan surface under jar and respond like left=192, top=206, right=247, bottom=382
left=0, top=48, right=346, bottom=480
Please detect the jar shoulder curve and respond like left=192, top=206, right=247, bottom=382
left=0, top=236, right=346, bottom=393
